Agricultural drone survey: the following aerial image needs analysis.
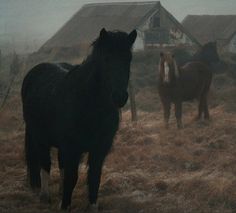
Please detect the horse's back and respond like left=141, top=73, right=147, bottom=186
left=181, top=61, right=212, bottom=85
left=22, top=63, right=69, bottom=122
left=180, top=62, right=212, bottom=100
left=182, top=61, right=211, bottom=73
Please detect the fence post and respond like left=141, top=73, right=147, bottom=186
left=128, top=80, right=137, bottom=122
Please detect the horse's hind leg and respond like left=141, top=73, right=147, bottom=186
left=25, top=124, right=41, bottom=190
left=174, top=101, right=183, bottom=129
left=196, top=96, right=204, bottom=120
left=203, top=96, right=210, bottom=120
left=58, top=150, right=64, bottom=197
left=38, top=141, right=51, bottom=203
left=162, top=100, right=171, bottom=129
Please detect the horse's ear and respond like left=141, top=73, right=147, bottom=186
left=160, top=52, right=164, bottom=58
left=128, top=30, right=137, bottom=46
left=100, top=28, right=108, bottom=40
left=172, top=53, right=175, bottom=58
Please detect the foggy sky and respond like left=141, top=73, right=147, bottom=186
left=0, top=0, right=236, bottom=53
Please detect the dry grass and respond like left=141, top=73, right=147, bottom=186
left=0, top=86, right=236, bottom=213
left=0, top=56, right=236, bottom=212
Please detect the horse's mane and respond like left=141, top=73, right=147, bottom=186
left=91, top=30, right=131, bottom=53
left=65, top=30, right=131, bottom=78
left=192, top=42, right=216, bottom=62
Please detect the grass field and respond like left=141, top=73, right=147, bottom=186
left=0, top=52, right=236, bottom=212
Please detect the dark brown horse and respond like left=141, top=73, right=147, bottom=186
left=158, top=42, right=219, bottom=128
left=22, top=29, right=137, bottom=211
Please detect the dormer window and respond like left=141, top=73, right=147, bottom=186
left=152, top=15, right=160, bottom=28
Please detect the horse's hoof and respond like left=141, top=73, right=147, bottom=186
left=58, top=208, right=71, bottom=213
left=58, top=186, right=63, bottom=197
left=59, top=202, right=71, bottom=212
left=164, top=123, right=169, bottom=129
left=40, top=192, right=51, bottom=203
left=193, top=116, right=201, bottom=122
left=177, top=123, right=183, bottom=129
left=31, top=186, right=40, bottom=194
left=86, top=204, right=99, bottom=213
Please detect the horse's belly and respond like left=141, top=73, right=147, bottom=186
left=181, top=87, right=199, bottom=101
left=179, top=78, right=200, bottom=101
left=56, top=110, right=120, bottom=152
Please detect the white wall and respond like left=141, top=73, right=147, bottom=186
left=133, top=31, right=145, bottom=51
left=133, top=10, right=157, bottom=51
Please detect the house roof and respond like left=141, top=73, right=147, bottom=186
left=40, top=1, right=199, bottom=51
left=40, top=1, right=160, bottom=50
left=182, top=15, right=236, bottom=45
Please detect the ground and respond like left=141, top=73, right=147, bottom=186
left=0, top=74, right=236, bottom=213
left=0, top=50, right=236, bottom=212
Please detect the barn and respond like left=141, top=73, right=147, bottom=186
left=182, top=15, right=236, bottom=53
left=38, top=1, right=199, bottom=59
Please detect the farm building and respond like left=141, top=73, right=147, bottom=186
left=182, top=15, right=236, bottom=53
left=38, top=1, right=199, bottom=59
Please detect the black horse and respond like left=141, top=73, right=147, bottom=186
left=21, top=28, right=137, bottom=211
left=158, top=42, right=219, bottom=129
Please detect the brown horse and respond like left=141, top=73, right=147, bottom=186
left=158, top=42, right=219, bottom=128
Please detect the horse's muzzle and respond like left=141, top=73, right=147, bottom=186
left=112, top=91, right=128, bottom=108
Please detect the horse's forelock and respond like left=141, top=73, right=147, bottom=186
left=92, top=31, right=131, bottom=50
left=164, top=61, right=170, bottom=83
left=159, top=53, right=180, bottom=82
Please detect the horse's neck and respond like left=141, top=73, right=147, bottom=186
left=69, top=56, right=110, bottom=98
left=192, top=51, right=203, bottom=61
left=192, top=50, right=211, bottom=65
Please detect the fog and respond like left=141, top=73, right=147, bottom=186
left=0, top=0, right=236, bottom=53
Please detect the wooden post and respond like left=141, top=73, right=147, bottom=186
left=128, top=80, right=137, bottom=122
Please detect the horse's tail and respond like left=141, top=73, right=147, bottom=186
left=25, top=126, right=41, bottom=189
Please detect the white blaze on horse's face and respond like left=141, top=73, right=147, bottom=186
left=174, top=59, right=180, bottom=78
left=164, top=61, right=170, bottom=83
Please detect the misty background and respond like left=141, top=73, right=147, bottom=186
left=1, top=0, right=236, bottom=54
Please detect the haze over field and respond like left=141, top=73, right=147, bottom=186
left=1, top=0, right=236, bottom=53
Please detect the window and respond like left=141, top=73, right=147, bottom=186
left=152, top=16, right=160, bottom=28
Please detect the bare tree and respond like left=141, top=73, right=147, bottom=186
left=0, top=52, right=20, bottom=110
left=10, top=52, right=20, bottom=76
left=0, top=49, right=2, bottom=71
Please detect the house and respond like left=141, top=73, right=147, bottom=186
left=182, top=15, right=236, bottom=53
left=38, top=1, right=199, bottom=58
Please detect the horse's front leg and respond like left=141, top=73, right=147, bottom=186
left=60, top=151, right=80, bottom=211
left=174, top=101, right=183, bottom=129
left=163, top=100, right=171, bottom=129
left=196, top=92, right=207, bottom=121
left=87, top=149, right=108, bottom=212
left=203, top=96, right=210, bottom=120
